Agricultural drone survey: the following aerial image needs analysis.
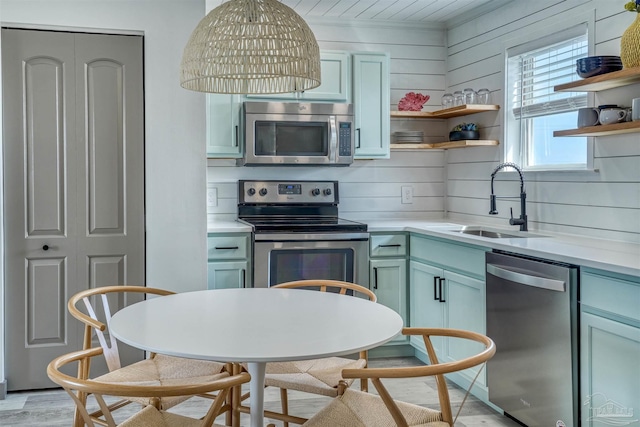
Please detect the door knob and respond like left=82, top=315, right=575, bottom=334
left=42, top=245, right=49, bottom=251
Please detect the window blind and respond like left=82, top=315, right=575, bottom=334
left=510, top=33, right=588, bottom=119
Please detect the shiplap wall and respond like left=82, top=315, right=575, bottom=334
left=208, top=0, right=640, bottom=245
left=444, top=0, right=640, bottom=244
left=207, top=20, right=450, bottom=222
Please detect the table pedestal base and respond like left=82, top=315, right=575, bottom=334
left=247, top=361, right=266, bottom=427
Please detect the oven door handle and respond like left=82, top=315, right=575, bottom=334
left=254, top=232, right=369, bottom=241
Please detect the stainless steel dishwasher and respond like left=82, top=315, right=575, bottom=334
left=486, top=251, right=579, bottom=427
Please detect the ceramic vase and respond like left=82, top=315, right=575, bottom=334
left=621, top=13, right=640, bottom=69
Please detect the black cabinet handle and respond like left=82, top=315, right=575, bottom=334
left=356, top=128, right=361, bottom=148
left=439, top=277, right=446, bottom=303
left=214, top=246, right=239, bottom=250
left=241, top=269, right=246, bottom=288
left=378, top=244, right=401, bottom=248
left=433, top=276, right=440, bottom=300
left=42, top=245, right=49, bottom=251
left=373, top=267, right=378, bottom=290
left=234, top=125, right=239, bottom=147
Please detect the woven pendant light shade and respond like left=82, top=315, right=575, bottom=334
left=180, top=0, right=321, bottom=94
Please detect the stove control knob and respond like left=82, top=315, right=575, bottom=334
left=247, top=188, right=256, bottom=196
left=323, top=188, right=332, bottom=196
left=259, top=188, right=268, bottom=196
left=311, top=188, right=321, bottom=196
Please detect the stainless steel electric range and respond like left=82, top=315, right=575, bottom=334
left=237, top=180, right=369, bottom=288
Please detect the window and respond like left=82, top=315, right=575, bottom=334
left=505, top=26, right=589, bottom=170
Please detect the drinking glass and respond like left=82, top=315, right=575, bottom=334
left=477, top=88, right=491, bottom=104
left=441, top=93, right=454, bottom=109
left=453, top=91, right=464, bottom=106
left=463, top=88, right=476, bottom=104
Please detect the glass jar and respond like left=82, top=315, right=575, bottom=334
left=463, top=88, right=476, bottom=104
left=477, top=88, right=491, bottom=104
left=441, top=93, right=454, bottom=109
left=453, top=91, right=464, bottom=106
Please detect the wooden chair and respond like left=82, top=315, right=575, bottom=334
left=47, top=347, right=251, bottom=427
left=238, top=279, right=377, bottom=426
left=68, top=285, right=230, bottom=427
left=294, top=328, right=496, bottom=427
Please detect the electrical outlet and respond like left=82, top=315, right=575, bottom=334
left=207, top=187, right=218, bottom=207
left=401, top=186, right=413, bottom=204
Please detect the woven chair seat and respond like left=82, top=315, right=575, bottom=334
left=96, top=354, right=226, bottom=409
left=118, top=404, right=229, bottom=427
left=265, top=357, right=367, bottom=397
left=302, top=388, right=449, bottom=427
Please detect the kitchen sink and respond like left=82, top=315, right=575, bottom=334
left=450, top=226, right=547, bottom=239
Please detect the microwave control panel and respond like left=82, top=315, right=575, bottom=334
left=338, top=122, right=352, bottom=156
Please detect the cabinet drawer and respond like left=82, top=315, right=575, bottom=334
left=581, top=270, right=640, bottom=322
left=410, top=234, right=487, bottom=278
left=207, top=234, right=249, bottom=260
left=370, top=233, right=407, bottom=257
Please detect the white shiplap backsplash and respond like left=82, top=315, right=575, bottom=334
left=208, top=1, right=640, bottom=244
left=444, top=0, right=640, bottom=244
left=207, top=20, right=449, bottom=223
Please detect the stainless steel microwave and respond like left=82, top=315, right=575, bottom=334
left=240, top=101, right=354, bottom=166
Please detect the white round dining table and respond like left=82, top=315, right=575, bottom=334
left=109, top=287, right=403, bottom=427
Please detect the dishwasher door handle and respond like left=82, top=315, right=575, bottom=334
left=487, top=263, right=566, bottom=292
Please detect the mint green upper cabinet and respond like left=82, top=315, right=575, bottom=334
left=352, top=52, right=390, bottom=159
left=244, top=50, right=351, bottom=102
left=206, top=94, right=242, bottom=158
left=302, top=51, right=350, bottom=102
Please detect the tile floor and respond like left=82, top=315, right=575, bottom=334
left=0, top=357, right=521, bottom=426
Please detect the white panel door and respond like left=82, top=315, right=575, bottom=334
left=2, top=28, right=145, bottom=390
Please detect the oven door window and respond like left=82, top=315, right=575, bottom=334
left=269, top=248, right=354, bottom=285
left=255, top=121, right=328, bottom=156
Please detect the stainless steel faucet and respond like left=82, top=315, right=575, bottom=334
left=489, top=162, right=528, bottom=231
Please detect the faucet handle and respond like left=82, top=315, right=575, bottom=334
left=509, top=207, right=524, bottom=226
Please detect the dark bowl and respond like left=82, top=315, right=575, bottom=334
left=577, top=64, right=623, bottom=78
left=577, top=56, right=621, bottom=65
left=449, top=130, right=479, bottom=141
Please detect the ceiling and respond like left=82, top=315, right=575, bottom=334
left=210, top=0, right=514, bottom=25
left=284, top=0, right=512, bottom=23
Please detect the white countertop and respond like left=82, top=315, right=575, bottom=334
left=366, top=220, right=640, bottom=277
left=208, top=219, right=640, bottom=277
left=207, top=220, right=252, bottom=233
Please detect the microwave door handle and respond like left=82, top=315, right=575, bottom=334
left=328, top=115, right=337, bottom=161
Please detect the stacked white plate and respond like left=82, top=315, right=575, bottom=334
left=394, top=131, right=424, bottom=143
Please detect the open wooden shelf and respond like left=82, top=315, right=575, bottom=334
left=391, top=140, right=499, bottom=149
left=553, top=121, right=640, bottom=137
left=391, top=104, right=500, bottom=119
left=554, top=66, right=640, bottom=92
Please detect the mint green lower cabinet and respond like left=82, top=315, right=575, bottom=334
left=408, top=261, right=486, bottom=387
left=371, top=258, right=407, bottom=343
left=580, top=312, right=640, bottom=427
left=207, top=232, right=252, bottom=289
left=207, top=261, right=248, bottom=289
left=442, top=270, right=486, bottom=388
left=409, top=234, right=489, bottom=401
left=409, top=260, right=444, bottom=354
left=580, top=269, right=640, bottom=427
